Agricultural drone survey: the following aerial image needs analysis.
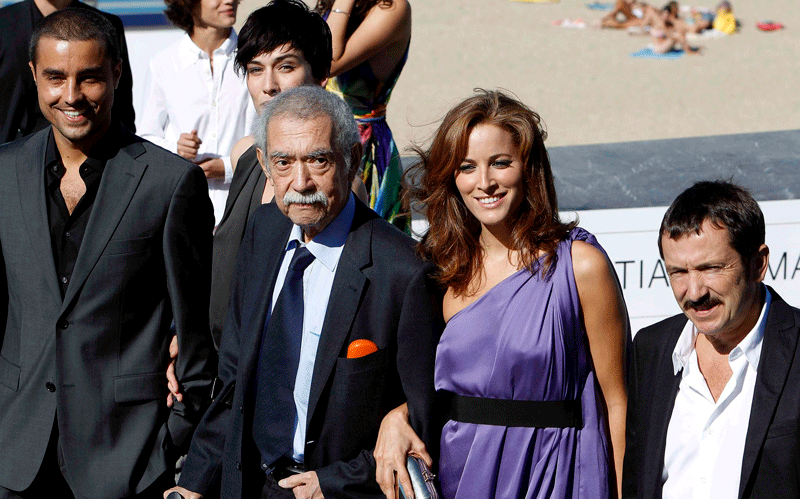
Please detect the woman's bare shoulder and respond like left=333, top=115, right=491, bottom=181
left=571, top=239, right=613, bottom=284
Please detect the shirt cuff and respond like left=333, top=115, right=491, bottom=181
left=223, top=156, right=233, bottom=184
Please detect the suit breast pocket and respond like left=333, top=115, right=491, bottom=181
left=0, top=354, right=20, bottom=392
left=766, top=420, right=800, bottom=440
left=335, top=348, right=388, bottom=375
left=327, top=349, right=389, bottom=436
left=104, top=236, right=153, bottom=257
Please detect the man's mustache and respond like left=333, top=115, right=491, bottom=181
left=284, top=191, right=329, bottom=206
left=684, top=294, right=721, bottom=311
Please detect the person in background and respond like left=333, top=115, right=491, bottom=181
left=208, top=0, right=366, bottom=350
left=138, top=0, right=255, bottom=225
left=712, top=1, right=737, bottom=34
left=0, top=0, right=135, bottom=143
left=623, top=181, right=800, bottom=499
left=316, top=0, right=411, bottom=228
left=373, top=90, right=629, bottom=499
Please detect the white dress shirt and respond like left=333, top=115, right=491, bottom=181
left=662, top=287, right=771, bottom=499
left=269, top=194, right=356, bottom=461
left=137, top=31, right=255, bottom=224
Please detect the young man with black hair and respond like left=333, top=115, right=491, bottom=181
left=0, top=0, right=135, bottom=144
left=0, top=8, right=214, bottom=498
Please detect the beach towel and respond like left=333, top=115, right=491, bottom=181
left=687, top=28, right=727, bottom=40
left=586, top=2, right=613, bottom=10
left=757, top=21, right=784, bottom=31
left=553, top=18, right=587, bottom=28
left=631, top=47, right=684, bottom=58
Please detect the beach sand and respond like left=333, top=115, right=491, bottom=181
left=237, top=0, right=799, bottom=151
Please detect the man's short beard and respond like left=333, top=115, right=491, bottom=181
left=284, top=191, right=329, bottom=207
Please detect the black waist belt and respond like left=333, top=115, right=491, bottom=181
left=438, top=390, right=582, bottom=428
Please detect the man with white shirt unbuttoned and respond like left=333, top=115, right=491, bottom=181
left=622, top=180, right=800, bottom=499
left=138, top=0, right=256, bottom=225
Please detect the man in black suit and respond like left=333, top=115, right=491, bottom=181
left=209, top=0, right=333, bottom=349
left=0, top=9, right=214, bottom=498
left=622, top=180, right=800, bottom=499
left=0, top=0, right=135, bottom=144
left=169, top=85, right=442, bottom=499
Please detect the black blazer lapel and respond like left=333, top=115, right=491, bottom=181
left=305, top=202, right=371, bottom=428
left=219, top=149, right=259, bottom=227
left=60, top=131, right=146, bottom=312
left=239, top=205, right=293, bottom=396
left=16, top=130, right=60, bottom=298
left=641, top=319, right=684, bottom=499
left=738, top=290, right=799, bottom=499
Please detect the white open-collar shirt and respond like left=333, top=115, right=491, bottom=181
left=662, top=286, right=771, bottom=499
left=138, top=31, right=256, bottom=225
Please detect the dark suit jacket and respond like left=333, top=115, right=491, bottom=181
left=209, top=144, right=265, bottom=348
left=180, top=200, right=443, bottom=498
left=622, top=287, right=800, bottom=499
left=0, top=125, right=215, bottom=497
left=0, top=0, right=136, bottom=144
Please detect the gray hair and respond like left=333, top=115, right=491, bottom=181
left=253, top=85, right=360, bottom=176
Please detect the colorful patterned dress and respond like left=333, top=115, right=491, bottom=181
left=326, top=46, right=409, bottom=227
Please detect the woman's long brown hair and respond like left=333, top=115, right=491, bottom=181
left=405, top=89, right=576, bottom=297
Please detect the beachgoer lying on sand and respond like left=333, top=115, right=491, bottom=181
left=600, top=0, right=657, bottom=29
left=626, top=1, right=708, bottom=35
left=650, top=6, right=702, bottom=54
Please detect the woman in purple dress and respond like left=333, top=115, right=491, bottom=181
left=373, top=90, right=629, bottom=499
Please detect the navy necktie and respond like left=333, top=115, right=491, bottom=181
left=253, top=246, right=316, bottom=467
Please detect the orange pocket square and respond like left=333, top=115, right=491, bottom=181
left=346, top=339, right=378, bottom=359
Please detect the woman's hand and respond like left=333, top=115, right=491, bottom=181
left=374, top=403, right=431, bottom=499
left=324, top=0, right=411, bottom=76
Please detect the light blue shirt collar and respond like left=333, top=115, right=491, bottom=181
left=285, top=193, right=355, bottom=271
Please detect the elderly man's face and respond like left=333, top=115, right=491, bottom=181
left=662, top=219, right=769, bottom=346
left=30, top=37, right=120, bottom=150
left=259, top=113, right=352, bottom=241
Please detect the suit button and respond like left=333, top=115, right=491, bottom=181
left=236, top=461, right=241, bottom=470
left=57, top=320, right=69, bottom=330
left=45, top=382, right=56, bottom=392
left=239, top=404, right=244, bottom=413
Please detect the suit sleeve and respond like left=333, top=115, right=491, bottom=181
left=621, top=331, right=642, bottom=499
left=0, top=8, right=32, bottom=144
left=163, top=164, right=216, bottom=450
left=110, top=15, right=136, bottom=132
left=0, top=236, right=7, bottom=352
left=177, top=203, right=258, bottom=494
left=316, top=262, right=444, bottom=498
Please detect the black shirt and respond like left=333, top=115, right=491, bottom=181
left=44, top=128, right=116, bottom=298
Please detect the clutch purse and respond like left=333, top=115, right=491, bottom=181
left=399, top=456, right=439, bottom=499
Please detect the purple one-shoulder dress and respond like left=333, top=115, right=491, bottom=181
left=434, top=228, right=612, bottom=499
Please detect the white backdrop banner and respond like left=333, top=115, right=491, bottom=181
left=567, top=199, right=800, bottom=334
